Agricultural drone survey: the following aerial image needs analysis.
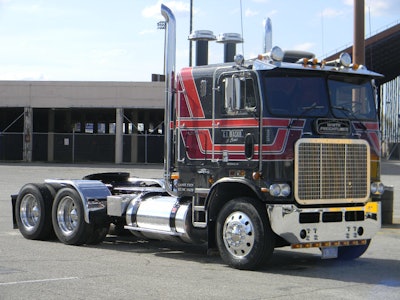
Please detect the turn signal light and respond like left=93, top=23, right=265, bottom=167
left=252, top=171, right=262, bottom=180
left=170, top=173, right=180, bottom=180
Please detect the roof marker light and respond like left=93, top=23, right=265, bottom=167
left=301, top=58, right=309, bottom=66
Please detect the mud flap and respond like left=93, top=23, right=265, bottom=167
left=11, top=194, right=18, bottom=229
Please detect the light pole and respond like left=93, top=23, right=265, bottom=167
left=157, top=21, right=166, bottom=75
left=189, top=0, right=193, bottom=66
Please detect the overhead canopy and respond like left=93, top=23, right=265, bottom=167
left=325, top=22, right=400, bottom=85
left=0, top=81, right=164, bottom=109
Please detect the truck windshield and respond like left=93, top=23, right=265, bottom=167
left=264, top=73, right=377, bottom=120
left=264, top=75, right=329, bottom=117
left=328, top=75, right=377, bottom=120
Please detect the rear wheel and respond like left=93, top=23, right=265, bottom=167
left=216, top=197, right=275, bottom=270
left=52, top=187, right=92, bottom=245
left=15, top=183, right=54, bottom=240
left=337, top=240, right=371, bottom=260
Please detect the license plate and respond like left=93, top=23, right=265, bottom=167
left=321, top=247, right=338, bottom=259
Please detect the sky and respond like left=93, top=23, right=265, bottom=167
left=0, top=0, right=399, bottom=82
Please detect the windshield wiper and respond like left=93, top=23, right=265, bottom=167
left=301, top=102, right=325, bottom=113
left=331, top=106, right=367, bottom=131
left=288, top=102, right=325, bottom=128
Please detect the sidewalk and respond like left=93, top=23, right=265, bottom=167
left=381, top=159, right=400, bottom=224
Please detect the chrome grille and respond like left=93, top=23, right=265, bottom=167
left=295, top=139, right=370, bottom=204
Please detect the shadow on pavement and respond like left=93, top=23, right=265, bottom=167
left=86, top=233, right=400, bottom=288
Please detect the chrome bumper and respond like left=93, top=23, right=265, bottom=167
left=267, top=202, right=381, bottom=245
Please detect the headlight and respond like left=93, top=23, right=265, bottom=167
left=269, top=183, right=291, bottom=197
left=269, top=184, right=281, bottom=197
left=281, top=184, right=291, bottom=197
left=370, top=182, right=385, bottom=195
left=271, top=46, right=284, bottom=62
left=339, top=52, right=351, bottom=67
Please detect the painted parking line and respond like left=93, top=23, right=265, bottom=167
left=0, top=277, right=79, bottom=286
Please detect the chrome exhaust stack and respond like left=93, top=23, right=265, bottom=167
left=161, top=4, right=177, bottom=196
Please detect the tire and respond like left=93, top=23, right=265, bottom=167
left=337, top=240, right=371, bottom=260
left=216, top=197, right=275, bottom=270
left=85, top=224, right=109, bottom=245
left=52, top=187, right=92, bottom=245
left=15, top=183, right=54, bottom=240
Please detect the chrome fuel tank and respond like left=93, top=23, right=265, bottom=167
left=125, top=195, right=193, bottom=242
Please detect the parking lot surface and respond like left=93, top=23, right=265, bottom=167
left=0, top=162, right=399, bottom=299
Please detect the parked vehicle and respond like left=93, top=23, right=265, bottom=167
left=12, top=4, right=384, bottom=270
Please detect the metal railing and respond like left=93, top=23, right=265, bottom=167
left=380, top=76, right=400, bottom=159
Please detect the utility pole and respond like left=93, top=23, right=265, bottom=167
left=353, top=0, right=365, bottom=65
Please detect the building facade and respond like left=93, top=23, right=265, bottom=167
left=0, top=81, right=164, bottom=163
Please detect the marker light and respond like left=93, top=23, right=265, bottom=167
left=301, top=58, right=309, bottom=66
left=252, top=171, right=262, bottom=180
left=352, top=63, right=359, bottom=70
left=291, top=239, right=367, bottom=249
left=170, top=172, right=180, bottom=180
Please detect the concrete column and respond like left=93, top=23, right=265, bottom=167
left=23, top=107, right=33, bottom=162
left=47, top=109, right=55, bottom=162
left=115, top=108, right=124, bottom=163
left=130, top=110, right=138, bottom=163
left=144, top=111, right=150, bottom=132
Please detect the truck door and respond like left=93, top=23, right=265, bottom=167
left=213, top=71, right=261, bottom=168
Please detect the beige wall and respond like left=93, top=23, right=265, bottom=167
left=0, top=81, right=164, bottom=109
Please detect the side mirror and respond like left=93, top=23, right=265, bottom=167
left=225, top=77, right=242, bottom=112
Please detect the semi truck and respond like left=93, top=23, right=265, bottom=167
left=11, top=4, right=384, bottom=270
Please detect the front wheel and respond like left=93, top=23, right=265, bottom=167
left=216, top=197, right=275, bottom=270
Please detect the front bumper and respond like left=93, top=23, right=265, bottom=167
left=267, top=202, right=381, bottom=245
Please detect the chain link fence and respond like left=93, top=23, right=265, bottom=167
left=0, top=132, right=164, bottom=163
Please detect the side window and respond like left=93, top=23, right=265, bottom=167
left=222, top=75, right=256, bottom=115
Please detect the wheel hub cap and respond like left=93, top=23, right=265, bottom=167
left=223, top=211, right=255, bottom=258
left=20, top=194, right=40, bottom=231
left=57, top=196, right=79, bottom=236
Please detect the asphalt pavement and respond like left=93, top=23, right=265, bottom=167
left=0, top=161, right=399, bottom=299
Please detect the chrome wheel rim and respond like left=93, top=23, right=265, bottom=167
left=222, top=211, right=255, bottom=258
left=20, top=194, right=40, bottom=231
left=56, top=196, right=79, bottom=236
